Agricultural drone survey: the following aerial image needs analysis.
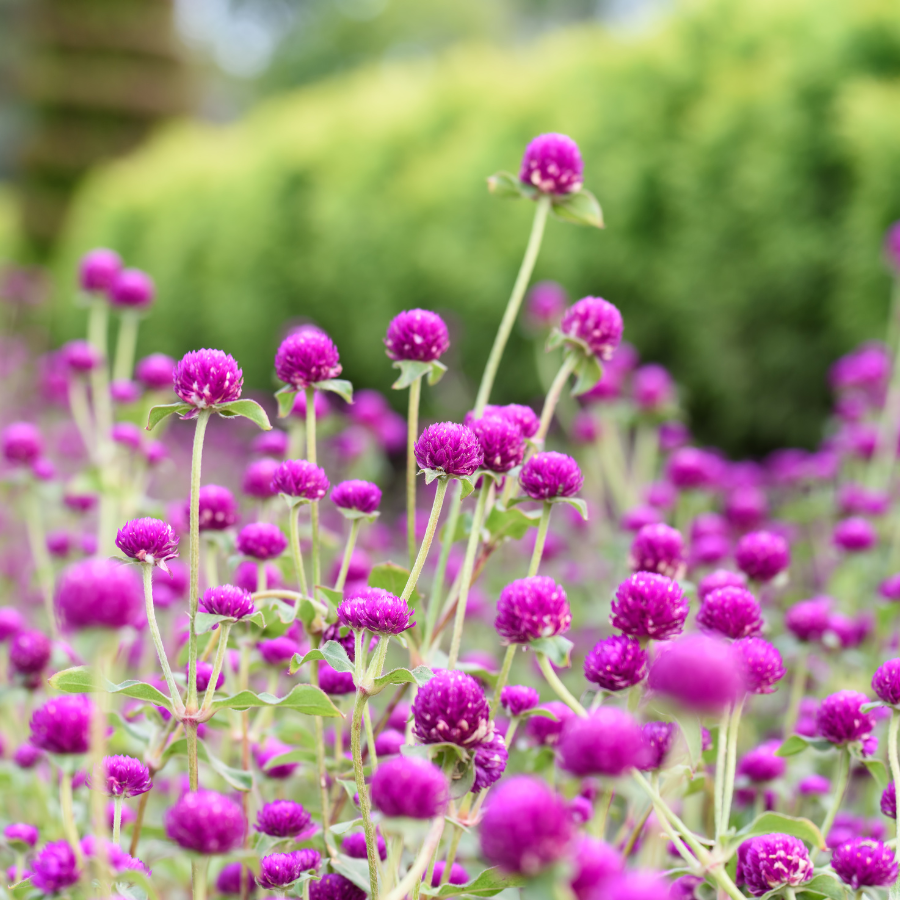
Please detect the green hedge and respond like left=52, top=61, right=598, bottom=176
left=52, top=0, right=900, bottom=455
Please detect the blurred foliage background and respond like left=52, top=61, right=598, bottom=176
left=3, top=0, right=900, bottom=456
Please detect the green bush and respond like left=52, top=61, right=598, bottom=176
left=52, top=0, right=900, bottom=455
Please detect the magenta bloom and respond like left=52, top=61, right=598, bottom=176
left=519, top=133, right=584, bottom=194
left=136, top=353, right=176, bottom=390
left=109, top=268, right=154, bottom=309
left=338, top=587, right=414, bottom=635
left=735, top=530, right=790, bottom=582
left=242, top=457, right=279, bottom=498
left=63, top=339, right=101, bottom=372
left=725, top=486, right=769, bottom=531
left=472, top=731, right=508, bottom=792
left=882, top=575, right=900, bottom=600
left=816, top=691, right=875, bottom=745
left=275, top=330, right=342, bottom=388
left=638, top=721, right=679, bottom=771
left=79, top=248, right=121, bottom=292
left=56, top=557, right=142, bottom=629
left=479, top=775, right=573, bottom=874
left=494, top=576, right=571, bottom=644
left=886, top=221, right=900, bottom=269
left=97, top=755, right=152, bottom=797
left=310, top=874, right=366, bottom=900
left=412, top=669, right=492, bottom=747
left=30, top=695, right=94, bottom=754
left=173, top=349, right=243, bottom=410
left=526, top=701, right=573, bottom=746
left=733, top=637, right=785, bottom=694
left=31, top=841, right=80, bottom=893
left=273, top=459, right=330, bottom=500
left=830, top=343, right=890, bottom=394
left=629, top=523, right=685, bottom=578
left=371, top=756, right=449, bottom=818
left=738, top=741, right=786, bottom=783
left=2, top=422, right=42, bottom=465
left=192, top=660, right=225, bottom=693
left=483, top=403, right=541, bottom=438
left=666, top=447, right=722, bottom=490
left=833, top=517, right=877, bottom=552
left=584, top=635, right=648, bottom=692
left=560, top=297, right=623, bottom=361
left=526, top=281, right=568, bottom=327
left=737, top=834, right=814, bottom=896
left=252, top=429, right=289, bottom=457
left=9, top=629, right=51, bottom=676
left=332, top=479, right=382, bottom=514
left=873, top=659, right=900, bottom=705
left=319, top=663, right=355, bottom=695
left=882, top=783, right=896, bottom=819
left=519, top=451, right=583, bottom=500
left=500, top=685, right=541, bottom=717
left=414, top=422, right=483, bottom=477
left=116, top=517, right=179, bottom=570
left=611, top=573, right=688, bottom=641
left=254, top=738, right=299, bottom=779
left=633, top=364, right=673, bottom=410
left=4, top=823, right=38, bottom=848
left=257, top=850, right=321, bottom=889
left=622, top=505, right=662, bottom=532
left=165, top=791, right=245, bottom=854
left=384, top=309, right=450, bottom=362
left=195, top=484, right=239, bottom=531
left=570, top=837, right=623, bottom=900
left=0, top=607, right=24, bottom=641
left=558, top=708, right=644, bottom=776
left=785, top=597, right=831, bottom=642
left=470, top=415, right=526, bottom=473
left=236, top=522, right=287, bottom=560
left=255, top=800, right=311, bottom=837
left=831, top=838, right=898, bottom=889
left=200, top=584, right=255, bottom=620
left=696, top=586, right=763, bottom=640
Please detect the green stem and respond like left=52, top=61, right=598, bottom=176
left=473, top=194, right=551, bottom=416
left=351, top=692, right=380, bottom=899
left=720, top=698, right=744, bottom=838
left=68, top=376, right=96, bottom=460
left=401, top=478, right=449, bottom=602
left=336, top=519, right=362, bottom=591
left=59, top=769, right=82, bottom=861
left=308, top=640, right=332, bottom=855
left=383, top=817, right=445, bottom=900
left=203, top=536, right=219, bottom=591
left=424, top=483, right=463, bottom=647
left=24, top=487, right=58, bottom=639
left=200, top=622, right=232, bottom=714
left=112, top=310, right=140, bottom=383
left=714, top=709, right=729, bottom=839
left=288, top=504, right=309, bottom=597
left=142, top=564, right=184, bottom=715
left=535, top=352, right=578, bottom=445
left=528, top=501, right=552, bottom=577
left=814, top=747, right=850, bottom=862
left=784, top=646, right=808, bottom=736
left=889, top=714, right=900, bottom=875
left=185, top=721, right=200, bottom=791
left=191, top=856, right=209, bottom=900
left=440, top=821, right=464, bottom=885
left=112, top=795, right=123, bottom=846
left=305, top=386, right=322, bottom=590
left=364, top=702, right=378, bottom=769
left=407, top=377, right=422, bottom=569
left=536, top=651, right=587, bottom=717
left=490, top=645, right=517, bottom=718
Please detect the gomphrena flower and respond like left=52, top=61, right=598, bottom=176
left=79, top=247, right=121, bottom=292
left=881, top=574, right=900, bottom=601
left=874, top=659, right=900, bottom=705
left=344, top=831, right=387, bottom=861
left=173, top=349, right=243, bottom=410
left=494, top=576, right=571, bottom=644
left=610, top=573, right=688, bottom=641
left=831, top=838, right=898, bottom=889
left=332, top=479, right=382, bottom=515
left=429, top=862, right=469, bottom=887
left=4, top=823, right=39, bottom=848
left=666, top=447, right=722, bottom=490
left=30, top=694, right=94, bottom=754
left=165, top=791, right=246, bottom=854
left=558, top=708, right=645, bottom=776
left=698, top=568, right=746, bottom=600
left=0, top=606, right=24, bottom=641
left=470, top=415, right=526, bottom=473
left=473, top=732, right=508, bottom=792
left=816, top=690, right=875, bottom=745
left=412, top=669, right=492, bottom=746
left=785, top=597, right=831, bottom=642
left=833, top=517, right=878, bottom=553
left=526, top=281, right=567, bottom=328
left=80, top=835, right=150, bottom=876
left=592, top=872, right=670, bottom=900
left=242, top=458, right=279, bottom=498
left=639, top=721, right=679, bottom=771
left=310, top=873, right=366, bottom=900
left=584, top=634, right=649, bottom=691
left=384, top=309, right=450, bottom=362
left=273, top=459, right=330, bottom=500
left=192, top=661, right=225, bottom=693
left=236, top=522, right=287, bottom=560
left=414, top=422, right=483, bottom=477
left=275, top=330, right=342, bottom=388
left=738, top=741, right=786, bottom=783
left=735, top=530, right=790, bottom=582
left=371, top=756, right=449, bottom=818
left=519, top=133, right=584, bottom=194
left=2, top=422, right=42, bottom=465
left=136, top=352, right=176, bottom=390
left=881, top=783, right=896, bottom=819
left=115, top=517, right=179, bottom=571
left=196, top=484, right=239, bottom=531
left=736, top=834, right=814, bottom=897
left=560, top=297, right=624, bottom=361
left=484, top=403, right=540, bottom=438
left=255, top=800, right=312, bottom=837
left=31, top=841, right=80, bottom=893
left=338, top=587, right=414, bottom=635
left=9, top=629, right=52, bottom=676
left=257, top=850, right=321, bottom=889
left=501, top=685, right=541, bottom=717
left=733, top=637, right=786, bottom=694
left=696, top=586, right=763, bottom=640
left=319, top=663, right=355, bottom=695
left=200, top=584, right=255, bottom=620
left=519, top=451, right=583, bottom=500
left=254, top=738, right=299, bottom=779
left=479, top=775, right=572, bottom=875
left=526, top=701, right=573, bottom=746
left=109, top=268, right=155, bottom=309
left=570, top=837, right=623, bottom=900
left=628, top=523, right=685, bottom=578
left=634, top=364, right=674, bottom=411
left=63, top=339, right=101, bottom=372
left=96, top=755, right=152, bottom=797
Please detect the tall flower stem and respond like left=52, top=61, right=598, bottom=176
left=888, top=713, right=900, bottom=898
left=536, top=652, right=586, bottom=717
left=406, top=376, right=423, bottom=569
left=784, top=647, right=808, bottom=737
left=142, top=565, right=184, bottom=715
left=305, top=387, right=322, bottom=590
left=490, top=645, right=517, bottom=718
left=528, top=502, right=552, bottom=577
left=112, top=311, right=140, bottom=382
left=351, top=691, right=380, bottom=900
left=23, top=487, right=58, bottom=638
left=719, top=698, right=744, bottom=838
left=59, top=769, right=82, bottom=862
left=308, top=635, right=331, bottom=856
left=814, top=747, right=851, bottom=863
left=535, top=353, right=578, bottom=446
left=192, top=857, right=210, bottom=900
left=200, top=623, right=233, bottom=714
left=68, top=377, right=95, bottom=459
left=383, top=817, right=445, bottom=900
left=424, top=484, right=462, bottom=647
left=335, top=519, right=362, bottom=591
left=88, top=298, right=116, bottom=555
left=288, top=505, right=310, bottom=597
left=112, top=795, right=124, bottom=845
left=401, top=478, right=449, bottom=602
left=473, top=194, right=551, bottom=416
left=713, top=709, right=729, bottom=840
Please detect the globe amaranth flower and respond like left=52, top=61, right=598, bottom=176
left=310, top=873, right=367, bottom=900
left=2, top=422, right=42, bottom=465
left=785, top=597, right=831, bottom=642
left=414, top=422, right=483, bottom=477
left=872, top=658, right=900, bottom=705
left=14, top=744, right=43, bottom=768
left=257, top=850, right=321, bottom=889
left=109, top=268, right=154, bottom=308
left=412, top=669, right=492, bottom=746
left=0, top=606, right=24, bottom=641
left=623, top=505, right=663, bottom=534
left=698, top=569, right=746, bottom=601
left=216, top=861, right=257, bottom=895
left=332, top=479, right=382, bottom=514
left=468, top=415, right=526, bottom=474
left=733, top=637, right=785, bottom=694
left=519, top=133, right=583, bottom=194
left=592, top=872, right=670, bottom=900
left=195, top=484, right=239, bottom=531
left=526, top=281, right=567, bottom=328
left=258, top=635, right=302, bottom=669
left=173, top=349, right=243, bottom=410
left=200, top=584, right=255, bottom=620
left=494, top=576, right=571, bottom=644
left=519, top=451, right=583, bottom=500
left=472, top=732, right=508, bottom=792
left=80, top=835, right=151, bottom=876
left=737, top=741, right=786, bottom=783
left=637, top=721, right=679, bottom=771
left=501, top=684, right=541, bottom=717
left=191, top=661, right=224, bottom=693
left=696, top=586, right=763, bottom=640
left=9, top=629, right=51, bottom=676
left=165, top=791, right=245, bottom=854
left=343, top=830, right=387, bottom=861
left=254, top=738, right=299, bottom=779
left=4, top=823, right=39, bottom=849
left=482, top=403, right=541, bottom=439
left=31, top=841, right=80, bottom=893
left=569, top=837, right=623, bottom=900
left=826, top=612, right=872, bottom=649
left=96, top=755, right=152, bottom=796
left=384, top=309, right=450, bottom=362
left=30, top=694, right=94, bottom=754
left=525, top=701, right=573, bottom=746
left=611, top=573, right=688, bottom=641
left=833, top=516, right=878, bottom=552
left=371, top=756, right=449, bottom=818
left=252, top=429, right=289, bottom=457
left=816, top=690, right=875, bottom=745
left=242, top=457, right=279, bottom=498
left=629, top=523, right=685, bottom=578
left=115, top=517, right=179, bottom=571
left=736, top=834, right=814, bottom=897
left=79, top=248, right=121, bottom=292
left=584, top=634, right=648, bottom=692
left=375, top=728, right=405, bottom=757
left=275, top=330, right=342, bottom=388
left=479, top=775, right=573, bottom=875
left=560, top=297, right=623, bottom=361
left=831, top=838, right=898, bottom=889
left=273, top=459, right=330, bottom=500
left=735, top=530, right=790, bottom=582
left=428, top=862, right=469, bottom=887
left=255, top=800, right=312, bottom=837
left=136, top=352, right=176, bottom=390
left=881, top=574, right=900, bottom=601
left=319, top=663, right=356, bottom=695
left=558, top=708, right=645, bottom=776
left=63, top=339, right=102, bottom=372
left=882, top=783, right=896, bottom=819
left=112, top=421, right=143, bottom=450
left=666, top=447, right=722, bottom=490
left=338, top=587, right=414, bottom=636
left=236, top=522, right=287, bottom=560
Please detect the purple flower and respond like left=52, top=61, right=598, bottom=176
left=736, top=834, right=814, bottom=897
left=560, top=297, right=623, bottom=361
left=173, top=349, right=243, bottom=410
left=0, top=606, right=24, bottom=641
left=798, top=774, right=831, bottom=796
left=255, top=800, right=311, bottom=837
left=526, top=281, right=568, bottom=328
left=9, top=629, right=51, bottom=676
left=195, top=484, right=239, bottom=531
left=414, top=422, right=483, bottom=477
left=629, top=523, right=685, bottom=578
left=738, top=741, right=786, bottom=783
left=519, top=451, right=583, bottom=500
left=816, top=690, right=875, bottom=744
left=191, top=660, right=224, bottom=693
left=14, top=744, right=43, bottom=768
left=109, top=268, right=154, bottom=309
left=200, top=584, right=255, bottom=620
left=375, top=729, right=405, bottom=757
left=2, top=422, right=42, bottom=465
left=501, top=685, right=541, bottom=717
left=483, top=403, right=541, bottom=438
left=569, top=837, right=623, bottom=900
left=273, top=459, right=330, bottom=500
left=519, top=133, right=584, bottom=194
left=785, top=597, right=831, bottom=642
left=115, top=517, right=179, bottom=570
left=881, top=574, right=900, bottom=600
left=216, top=862, right=256, bottom=895
left=275, top=330, right=342, bottom=388
left=236, top=522, right=287, bottom=560
left=733, top=637, right=785, bottom=694
left=96, top=755, right=152, bottom=796
left=826, top=612, right=872, bottom=649
left=611, top=573, right=688, bottom=641
left=470, top=415, right=526, bottom=473
left=252, top=429, right=289, bottom=457
left=831, top=838, right=898, bottom=889
left=319, top=663, right=355, bottom=695
left=479, top=775, right=572, bottom=874
left=371, top=756, right=449, bottom=818
left=428, top=862, right=469, bottom=887
left=254, top=738, right=298, bottom=779
left=31, top=841, right=80, bottom=893
left=666, top=447, right=722, bottom=490
left=242, top=458, right=279, bottom=498
left=526, top=701, right=573, bottom=746
left=63, top=339, right=101, bottom=372
left=833, top=516, right=878, bottom=552
left=257, top=635, right=302, bottom=668
left=872, top=659, right=900, bottom=705
left=725, top=486, right=769, bottom=531
left=4, top=823, right=38, bottom=848
left=235, top=560, right=282, bottom=593
left=343, top=831, right=387, bottom=861
left=338, top=587, right=414, bottom=635
left=257, top=850, right=321, bottom=889
left=633, top=364, right=674, bottom=411
left=494, top=576, right=571, bottom=644
left=310, top=873, right=366, bottom=900
left=384, top=309, right=450, bottom=362
left=412, top=669, right=492, bottom=746
left=79, top=248, right=121, bottom=292
left=558, top=708, right=645, bottom=776
left=112, top=422, right=143, bottom=449
left=830, top=343, right=890, bottom=394
left=584, top=635, right=648, bottom=691
left=472, top=732, right=508, bottom=792
left=136, top=353, right=176, bottom=390
left=882, top=783, right=896, bottom=819
left=592, top=872, right=670, bottom=900
left=165, top=791, right=245, bottom=854
left=735, top=530, right=790, bottom=582
left=698, top=569, right=746, bottom=600
left=696, top=586, right=763, bottom=640
left=332, top=479, right=382, bottom=514
left=30, top=694, right=93, bottom=754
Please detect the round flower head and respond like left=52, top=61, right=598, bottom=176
left=191, top=660, right=225, bottom=694
left=173, top=349, right=243, bottom=410
left=519, top=451, right=583, bottom=500
left=56, top=557, right=142, bottom=629
left=470, top=415, right=526, bottom=473
left=275, top=330, right=342, bottom=388
left=0, top=606, right=24, bottom=641
left=2, top=422, right=42, bottom=465
left=310, top=873, right=366, bottom=900
left=472, top=732, right=508, bottom=792
left=584, top=634, right=648, bottom=691
left=526, top=281, right=568, bottom=327
left=79, top=247, right=121, bottom=292
left=785, top=597, right=831, bottom=642
left=384, top=309, right=450, bottom=362
left=736, top=834, right=814, bottom=897
left=338, top=587, right=414, bottom=635
left=165, top=791, right=245, bottom=854
left=115, top=517, right=179, bottom=570
left=738, top=741, right=786, bottom=783
left=30, top=694, right=94, bottom=754
left=412, top=669, right=492, bottom=746
left=558, top=708, right=644, bottom=776
left=570, top=837, right=623, bottom=900
left=252, top=429, right=289, bottom=457
left=666, top=447, right=722, bottom=490
left=255, top=800, right=311, bottom=837
left=633, top=364, right=674, bottom=411
left=97, top=755, right=152, bottom=797
left=254, top=738, right=299, bottom=779
left=494, top=576, right=571, bottom=644
left=375, top=728, right=405, bottom=757
left=696, top=586, right=763, bottom=640
left=592, top=872, right=670, bottom=900
left=257, top=850, right=321, bottom=889
left=881, top=574, right=900, bottom=600
left=486, top=403, right=540, bottom=438
left=560, top=297, right=624, bottom=361
left=816, top=690, right=875, bottom=745
left=195, top=484, right=239, bottom=531
left=479, top=775, right=573, bottom=874
left=698, top=569, right=746, bottom=601
left=9, top=629, right=51, bottom=676
left=830, top=342, right=890, bottom=394
left=831, top=838, right=898, bottom=889
left=735, top=530, right=790, bottom=582
left=200, top=584, right=255, bottom=620
left=63, top=339, right=101, bottom=372
left=242, top=458, right=279, bottom=498
left=501, top=684, right=541, bottom=717
left=109, top=268, right=154, bottom=309
left=733, top=637, right=785, bottom=694
left=638, top=721, right=679, bottom=771
left=833, top=517, right=878, bottom=552
left=31, top=841, right=80, bottom=893
left=429, top=862, right=469, bottom=887
left=519, top=133, right=584, bottom=194
left=611, top=573, right=688, bottom=641
left=4, top=823, right=39, bottom=848
left=873, top=659, right=900, bottom=705
left=371, top=756, right=449, bottom=818
left=344, top=831, right=387, bottom=861
left=136, top=353, right=176, bottom=390
left=332, top=479, right=382, bottom=515
left=257, top=635, right=302, bottom=669
left=273, top=459, right=330, bottom=500
left=526, top=701, right=573, bottom=746
left=414, top=422, right=483, bottom=477
left=319, top=663, right=355, bottom=695
left=14, top=744, right=43, bottom=768
left=111, top=421, right=143, bottom=451
left=882, top=783, right=896, bottom=819
left=236, top=522, right=287, bottom=560
left=629, top=523, right=685, bottom=578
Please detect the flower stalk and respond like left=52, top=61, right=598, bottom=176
left=407, top=376, right=423, bottom=569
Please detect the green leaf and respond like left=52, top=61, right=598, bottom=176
left=677, top=715, right=703, bottom=768
left=8, top=877, right=40, bottom=900
left=862, top=701, right=886, bottom=713
left=863, top=758, right=889, bottom=790
left=313, top=378, right=354, bottom=404
left=263, top=748, right=318, bottom=769
left=486, top=171, right=536, bottom=200
left=775, top=735, right=812, bottom=757
left=329, top=818, right=363, bottom=837
left=332, top=855, right=372, bottom=892
left=392, top=360, right=433, bottom=390
left=318, top=586, right=344, bottom=607
left=194, top=612, right=232, bottom=635
left=50, top=667, right=174, bottom=713
left=336, top=507, right=380, bottom=522
left=485, top=505, right=541, bottom=542
left=319, top=639, right=354, bottom=673
left=529, top=635, right=573, bottom=668
left=368, top=562, right=420, bottom=605
left=423, top=867, right=528, bottom=898
left=275, top=386, right=298, bottom=418
left=108, top=710, right=154, bottom=744
left=570, top=351, right=604, bottom=396
left=733, top=813, right=825, bottom=850
left=428, top=360, right=447, bottom=386
left=449, top=758, right=476, bottom=799
left=550, top=188, right=604, bottom=228
left=457, top=660, right=498, bottom=688
left=146, top=402, right=192, bottom=431
left=519, top=707, right=558, bottom=721
left=162, top=737, right=253, bottom=791
left=208, top=683, right=342, bottom=717
left=216, top=399, right=272, bottom=431
left=552, top=496, right=588, bottom=520
left=458, top=475, right=478, bottom=500
left=798, top=874, right=846, bottom=900
left=372, top=665, right=433, bottom=693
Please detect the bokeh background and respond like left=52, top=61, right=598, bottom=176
left=2, top=0, right=900, bottom=457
